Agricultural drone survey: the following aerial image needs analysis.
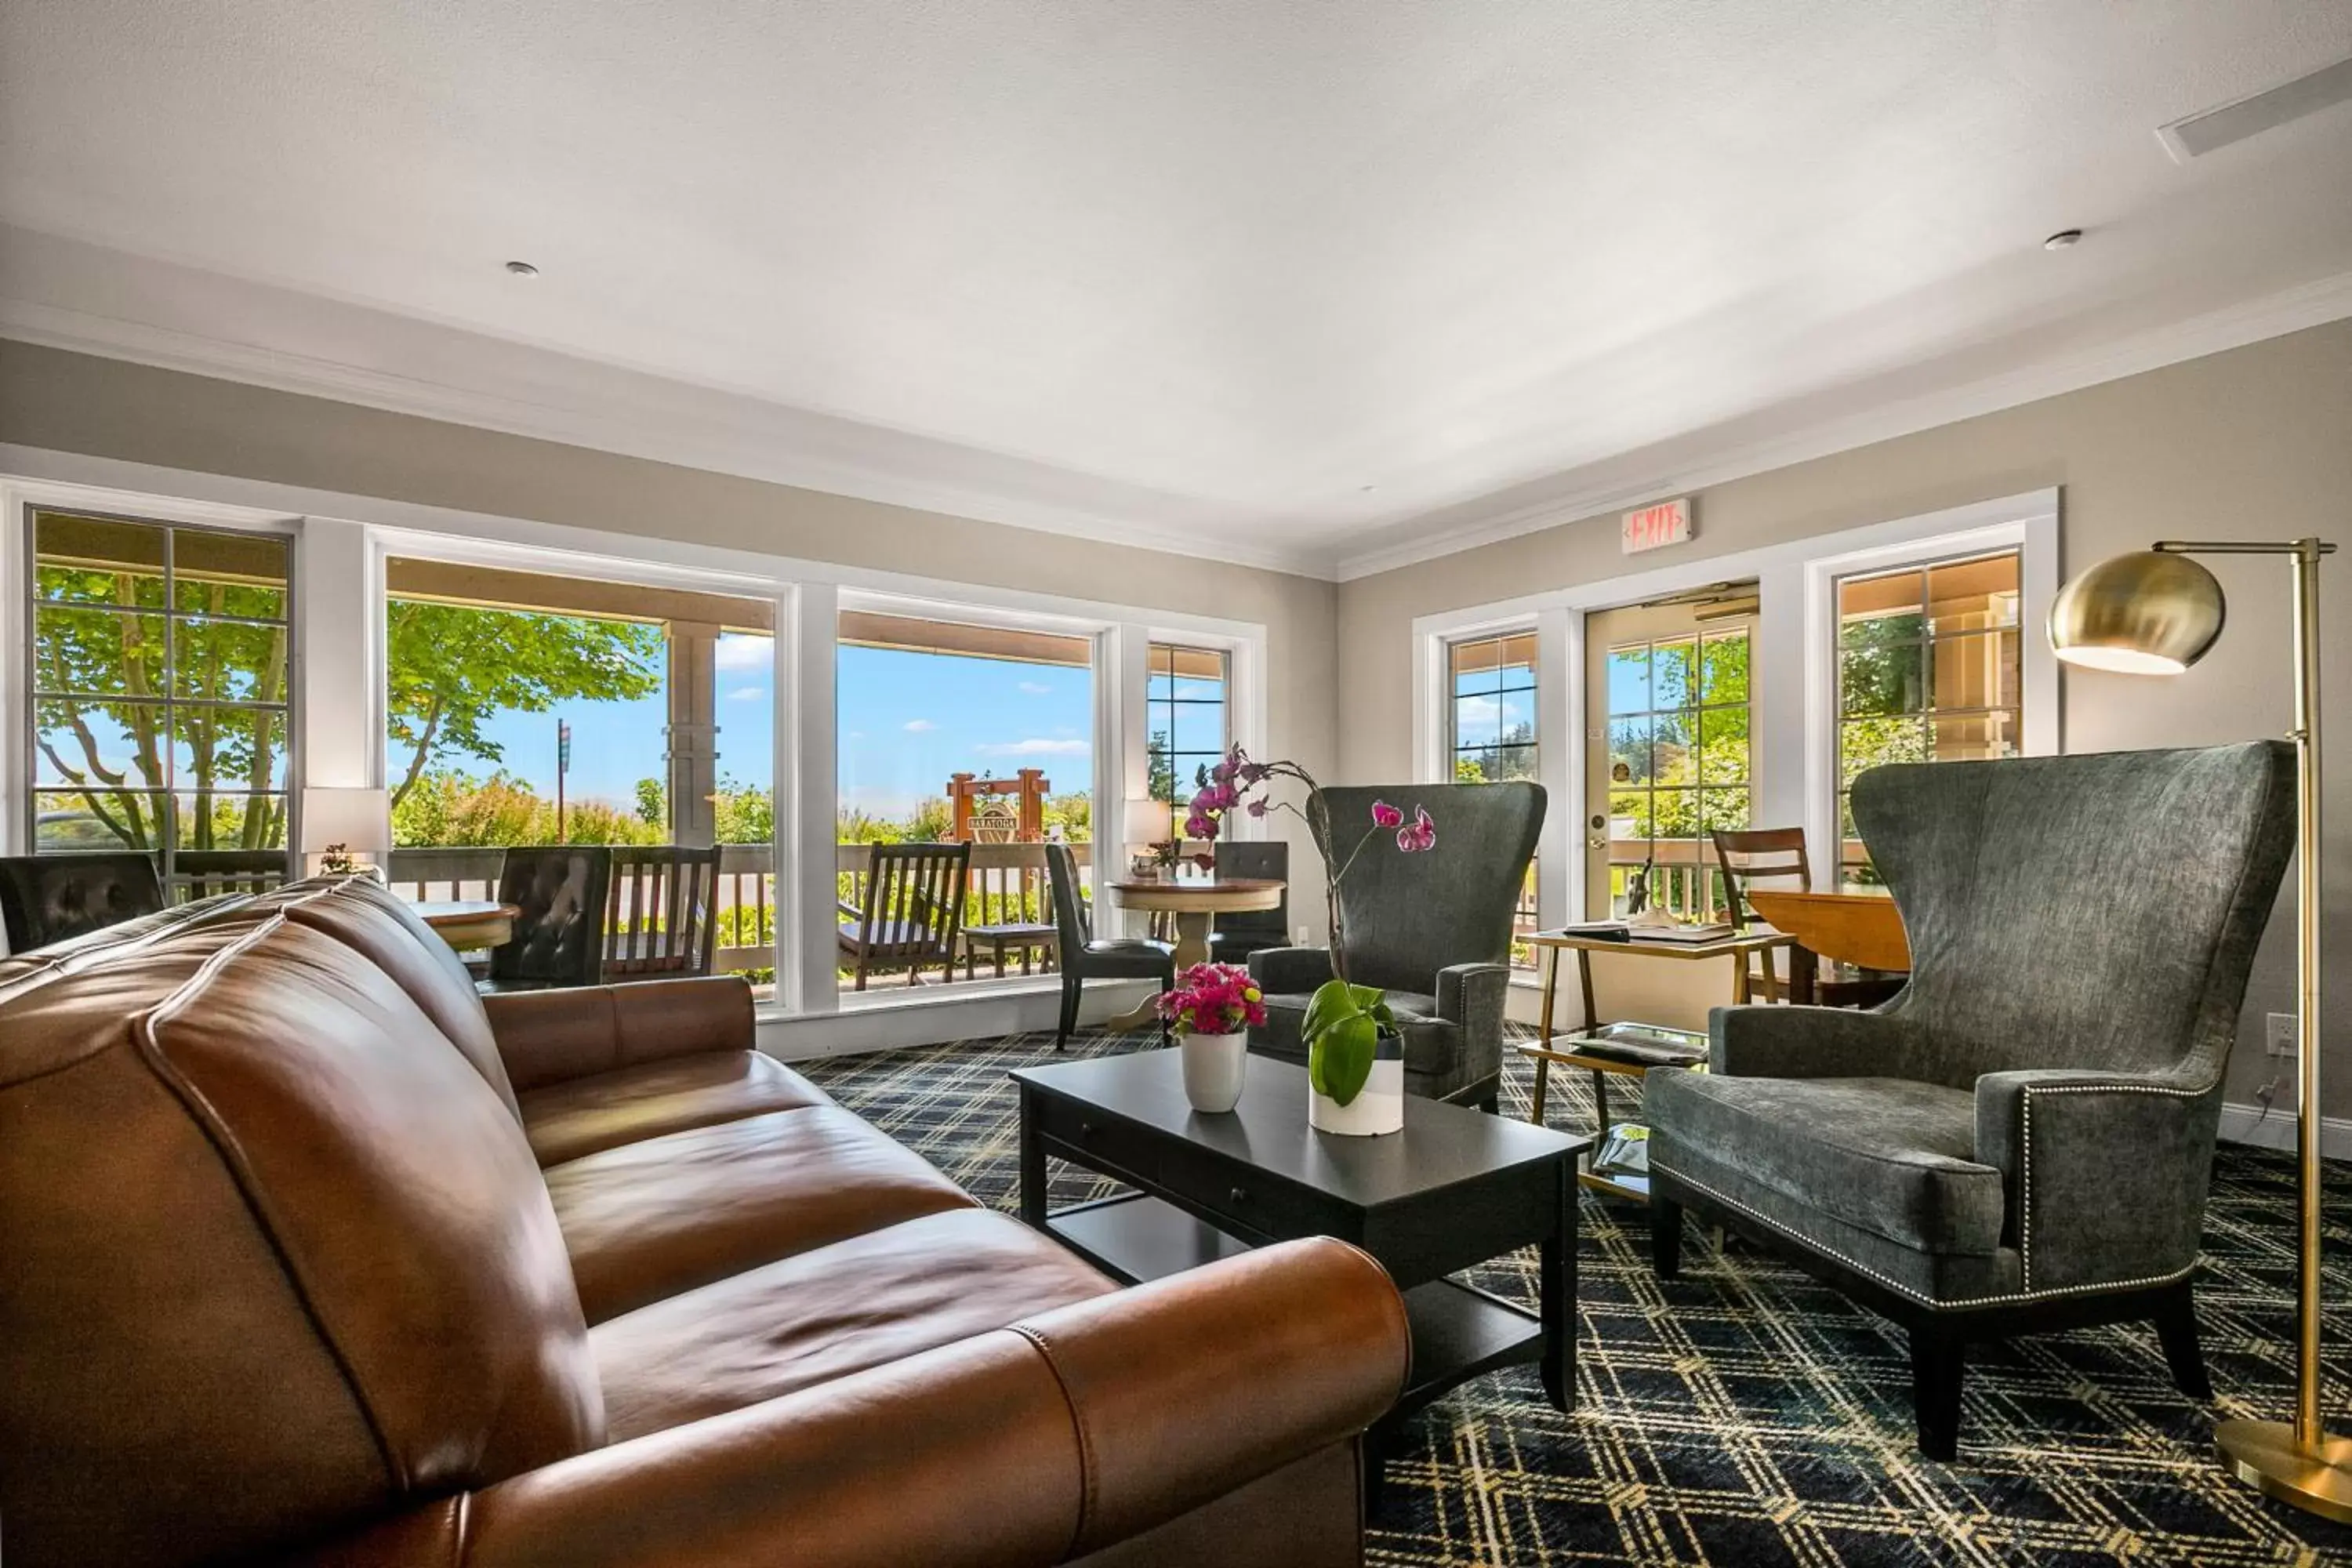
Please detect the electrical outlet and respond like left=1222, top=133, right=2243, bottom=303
left=2267, top=1011, right=2299, bottom=1058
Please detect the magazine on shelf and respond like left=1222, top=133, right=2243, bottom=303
left=1553, top=1020, right=1708, bottom=1068
left=1629, top=918, right=1736, bottom=943
left=1592, top=1123, right=1651, bottom=1178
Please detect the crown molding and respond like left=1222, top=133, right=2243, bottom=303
left=1330, top=268, right=2352, bottom=582
left=0, top=232, right=1329, bottom=582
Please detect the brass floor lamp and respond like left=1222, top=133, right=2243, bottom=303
left=2049, top=535, right=2343, bottom=1520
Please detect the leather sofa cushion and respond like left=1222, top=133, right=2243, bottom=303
left=591, top=1207, right=1117, bottom=1442
left=546, top=1105, right=978, bottom=1323
left=1646, top=1071, right=2005, bottom=1256
left=520, top=1050, right=833, bottom=1166
left=270, top=877, right=526, bottom=1123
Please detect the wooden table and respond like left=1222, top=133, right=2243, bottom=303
left=1106, top=876, right=1284, bottom=968
left=1744, top=889, right=1909, bottom=1003
left=1012, top=1049, right=1587, bottom=1510
left=411, top=899, right=520, bottom=952
left=1516, top=926, right=1795, bottom=1201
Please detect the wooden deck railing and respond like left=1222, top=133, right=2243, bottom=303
left=386, top=840, right=1096, bottom=987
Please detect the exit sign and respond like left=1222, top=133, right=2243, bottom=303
left=1622, top=497, right=1693, bottom=554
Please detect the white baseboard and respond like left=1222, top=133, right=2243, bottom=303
left=2217, top=1102, right=2352, bottom=1160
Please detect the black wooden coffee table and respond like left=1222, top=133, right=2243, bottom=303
left=1011, top=1050, right=1589, bottom=1502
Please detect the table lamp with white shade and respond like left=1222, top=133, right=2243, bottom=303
left=2048, top=535, right=2343, bottom=1519
left=299, top=786, right=392, bottom=877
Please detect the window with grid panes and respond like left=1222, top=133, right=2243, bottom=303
left=29, top=510, right=296, bottom=895
left=1835, top=550, right=2021, bottom=888
left=1147, top=642, right=1229, bottom=840
left=1448, top=631, right=1538, bottom=964
left=1603, top=630, right=1751, bottom=917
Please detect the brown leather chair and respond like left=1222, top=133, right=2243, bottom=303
left=0, top=876, right=1408, bottom=1568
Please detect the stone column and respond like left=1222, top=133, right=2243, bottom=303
left=666, top=620, right=720, bottom=847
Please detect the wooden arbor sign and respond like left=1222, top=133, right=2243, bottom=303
left=949, top=769, right=1050, bottom=842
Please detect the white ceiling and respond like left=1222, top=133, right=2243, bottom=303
left=2, top=1, right=2350, bottom=579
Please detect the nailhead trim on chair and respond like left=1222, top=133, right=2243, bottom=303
left=2017, top=1079, right=2209, bottom=1293
left=1651, top=1160, right=2197, bottom=1310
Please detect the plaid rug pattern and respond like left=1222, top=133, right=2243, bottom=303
left=800, top=1030, right=2352, bottom=1567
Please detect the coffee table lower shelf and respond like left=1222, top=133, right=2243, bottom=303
left=1045, top=1191, right=1546, bottom=1416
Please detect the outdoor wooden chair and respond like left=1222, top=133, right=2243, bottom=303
left=1711, top=826, right=1901, bottom=1007
left=604, top=844, right=722, bottom=981
left=838, top=841, right=971, bottom=989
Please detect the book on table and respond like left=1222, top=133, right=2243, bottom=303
left=1591, top=1123, right=1651, bottom=1178
left=1626, top=918, right=1736, bottom=943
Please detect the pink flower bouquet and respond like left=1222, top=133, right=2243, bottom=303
left=1155, top=962, right=1269, bottom=1037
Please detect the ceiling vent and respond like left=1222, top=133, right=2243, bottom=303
left=2158, top=54, right=2352, bottom=162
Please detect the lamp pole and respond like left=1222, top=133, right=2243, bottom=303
left=2148, top=539, right=2346, bottom=1517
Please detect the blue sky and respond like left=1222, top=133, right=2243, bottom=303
left=452, top=636, right=1094, bottom=823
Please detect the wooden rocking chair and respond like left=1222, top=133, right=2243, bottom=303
left=838, top=842, right=971, bottom=989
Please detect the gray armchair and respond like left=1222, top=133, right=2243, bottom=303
left=1247, top=782, right=1544, bottom=1110
left=1646, top=742, right=2296, bottom=1459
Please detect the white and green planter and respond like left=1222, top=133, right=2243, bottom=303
left=1303, top=980, right=1406, bottom=1138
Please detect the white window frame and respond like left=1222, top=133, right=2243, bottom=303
left=0, top=444, right=1269, bottom=1051
left=1411, top=488, right=2059, bottom=934
left=0, top=474, right=307, bottom=872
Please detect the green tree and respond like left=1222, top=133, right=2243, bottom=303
left=385, top=601, right=664, bottom=808
left=1146, top=731, right=1175, bottom=802
left=634, top=777, right=666, bottom=826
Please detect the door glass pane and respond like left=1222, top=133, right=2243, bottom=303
left=1700, top=634, right=1748, bottom=705
left=1606, top=647, right=1650, bottom=715
left=33, top=514, right=168, bottom=608
left=1649, top=789, right=1699, bottom=840
left=34, top=607, right=169, bottom=697
left=1608, top=715, right=1656, bottom=785
left=1652, top=638, right=1697, bottom=710
left=1697, top=706, right=1750, bottom=782
left=1700, top=789, right=1750, bottom=833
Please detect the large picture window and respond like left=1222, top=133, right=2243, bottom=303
left=1835, top=551, right=2021, bottom=888
left=1146, top=641, right=1229, bottom=840
left=28, top=510, right=295, bottom=896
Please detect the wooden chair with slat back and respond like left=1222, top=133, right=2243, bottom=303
left=1711, top=826, right=1900, bottom=1007
left=604, top=845, right=722, bottom=982
left=837, top=841, right=972, bottom=990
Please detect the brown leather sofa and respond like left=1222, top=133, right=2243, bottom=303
left=0, top=876, right=1410, bottom=1568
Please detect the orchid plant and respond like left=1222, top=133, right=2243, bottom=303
left=1155, top=962, right=1269, bottom=1037
left=1184, top=746, right=1436, bottom=1106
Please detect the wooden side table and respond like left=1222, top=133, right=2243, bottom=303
left=1517, top=927, right=1794, bottom=1201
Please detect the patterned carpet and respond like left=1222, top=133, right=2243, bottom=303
left=800, top=1030, right=2352, bottom=1567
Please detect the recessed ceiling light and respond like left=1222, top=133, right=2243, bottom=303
left=504, top=260, right=540, bottom=277
left=2043, top=229, right=2084, bottom=251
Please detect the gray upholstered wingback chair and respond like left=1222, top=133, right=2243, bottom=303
left=1247, top=782, right=1544, bottom=1109
left=1646, top=742, right=2296, bottom=1460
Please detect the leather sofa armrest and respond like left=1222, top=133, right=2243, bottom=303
left=1973, top=1069, right=2220, bottom=1292
left=293, top=1237, right=1407, bottom=1568
left=1708, top=1003, right=1928, bottom=1079
left=484, top=975, right=757, bottom=1094
left=1248, top=946, right=1334, bottom=995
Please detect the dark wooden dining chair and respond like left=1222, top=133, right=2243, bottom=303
left=483, top=846, right=614, bottom=993
left=0, top=852, right=164, bottom=954
left=838, top=842, right=971, bottom=989
left=1044, top=844, right=1172, bottom=1049
left=1711, top=826, right=1902, bottom=1007
left=1207, top=840, right=1289, bottom=965
left=604, top=845, right=722, bottom=981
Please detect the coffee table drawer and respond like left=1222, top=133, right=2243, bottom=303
left=1030, top=1092, right=1162, bottom=1188
left=1153, top=1133, right=1345, bottom=1243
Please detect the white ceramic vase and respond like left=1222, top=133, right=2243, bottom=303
left=1309, top=1058, right=1405, bottom=1136
left=1179, top=1031, right=1248, bottom=1113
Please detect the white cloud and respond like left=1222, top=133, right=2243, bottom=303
left=975, top=737, right=1090, bottom=757
left=1018, top=680, right=1052, bottom=695
left=724, top=685, right=764, bottom=702
left=713, top=636, right=773, bottom=671
left=1455, top=694, right=1502, bottom=732
left=902, top=718, right=938, bottom=732
left=1171, top=683, right=1222, bottom=700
